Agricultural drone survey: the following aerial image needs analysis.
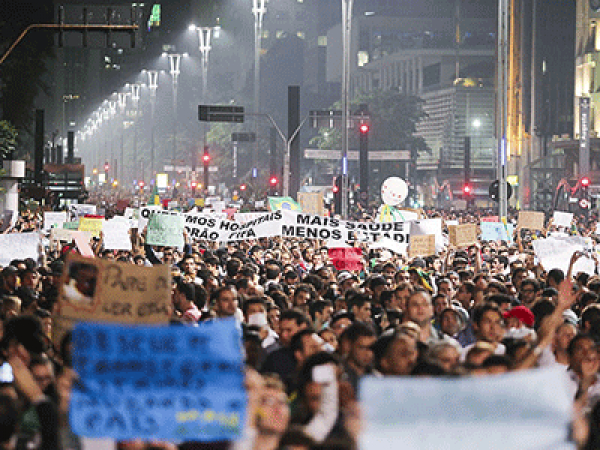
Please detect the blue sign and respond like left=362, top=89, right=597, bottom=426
left=70, top=319, right=246, bottom=442
left=480, top=222, right=513, bottom=243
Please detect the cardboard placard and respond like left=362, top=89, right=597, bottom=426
left=298, top=192, right=325, bottom=217
left=409, top=234, right=436, bottom=258
left=448, top=223, right=478, bottom=248
left=55, top=254, right=171, bottom=347
left=328, top=247, right=363, bottom=271
left=518, top=211, right=545, bottom=231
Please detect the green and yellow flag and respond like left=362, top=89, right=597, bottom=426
left=148, top=185, right=160, bottom=206
left=268, top=196, right=302, bottom=212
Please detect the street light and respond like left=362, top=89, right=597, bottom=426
left=163, top=51, right=188, bottom=161
left=190, top=25, right=220, bottom=102
left=340, top=0, right=355, bottom=218
left=252, top=0, right=267, bottom=179
left=144, top=69, right=159, bottom=178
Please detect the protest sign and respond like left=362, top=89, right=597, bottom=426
left=63, top=221, right=79, bottom=230
left=55, top=254, right=171, bottom=347
left=0, top=233, right=40, bottom=267
left=445, top=220, right=459, bottom=227
left=518, top=211, right=545, bottom=231
left=448, top=223, right=477, bottom=248
left=72, top=231, right=94, bottom=257
left=481, top=216, right=499, bottom=222
left=138, top=206, right=179, bottom=230
left=268, top=196, right=302, bottom=211
left=51, top=228, right=77, bottom=243
left=43, top=211, right=67, bottom=231
left=328, top=247, right=363, bottom=271
left=360, top=367, right=573, bottom=450
left=480, top=222, right=514, bottom=243
left=78, top=217, right=104, bottom=239
left=410, top=219, right=443, bottom=253
left=596, top=223, right=600, bottom=236
left=146, top=214, right=184, bottom=248
left=69, top=204, right=97, bottom=218
left=532, top=236, right=596, bottom=275
left=552, top=211, right=574, bottom=229
left=298, top=192, right=324, bottom=216
left=70, top=319, right=246, bottom=442
left=103, top=220, right=132, bottom=251
left=409, top=234, right=435, bottom=258
left=124, top=207, right=139, bottom=228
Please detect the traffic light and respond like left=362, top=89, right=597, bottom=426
left=269, top=176, right=279, bottom=195
left=359, top=123, right=370, bottom=134
left=462, top=183, right=473, bottom=201
left=191, top=181, right=198, bottom=193
left=333, top=176, right=342, bottom=213
left=579, top=177, right=591, bottom=212
left=240, top=183, right=247, bottom=192
left=202, top=147, right=210, bottom=191
left=104, top=161, right=109, bottom=182
left=358, top=122, right=369, bottom=208
left=581, top=177, right=591, bottom=188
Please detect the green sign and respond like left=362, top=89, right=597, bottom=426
left=149, top=4, right=161, bottom=27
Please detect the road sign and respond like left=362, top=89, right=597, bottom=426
left=231, top=132, right=256, bottom=142
left=198, top=105, right=244, bottom=123
left=304, top=148, right=410, bottom=161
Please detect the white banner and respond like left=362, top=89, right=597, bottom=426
left=360, top=367, right=574, bottom=450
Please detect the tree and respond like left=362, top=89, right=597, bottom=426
left=0, top=121, right=17, bottom=160
left=310, top=89, right=429, bottom=154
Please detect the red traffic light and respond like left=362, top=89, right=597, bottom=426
left=581, top=177, right=591, bottom=187
left=138, top=181, right=145, bottom=188
left=104, top=162, right=110, bottom=171
left=240, top=184, right=247, bottom=191
left=269, top=176, right=278, bottom=186
left=332, top=185, right=339, bottom=194
left=202, top=153, right=210, bottom=163
left=463, top=184, right=473, bottom=195
left=191, top=181, right=197, bottom=188
left=359, top=124, right=370, bottom=134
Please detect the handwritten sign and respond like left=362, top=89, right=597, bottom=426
left=409, top=234, right=436, bottom=258
left=103, top=220, right=132, bottom=251
left=552, top=211, right=573, bottom=229
left=55, top=255, right=171, bottom=348
left=0, top=233, right=40, bottom=267
left=43, top=212, right=67, bottom=231
left=480, top=222, right=514, bottom=243
left=448, top=223, right=477, bottom=248
left=410, top=219, right=443, bottom=253
left=518, top=211, right=545, bottom=231
left=63, top=220, right=80, bottom=230
left=78, top=217, right=104, bottom=239
left=146, top=214, right=184, bottom=248
left=532, top=236, right=596, bottom=276
left=70, top=320, right=246, bottom=441
left=328, top=247, right=363, bottom=271
left=360, top=367, right=572, bottom=450
left=298, top=192, right=325, bottom=217
left=138, top=206, right=179, bottom=230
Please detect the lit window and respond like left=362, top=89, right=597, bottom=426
left=357, top=51, right=369, bottom=67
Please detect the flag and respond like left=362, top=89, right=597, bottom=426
left=148, top=185, right=160, bottom=205
left=268, top=196, right=302, bottom=212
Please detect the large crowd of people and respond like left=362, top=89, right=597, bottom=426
left=0, top=195, right=599, bottom=449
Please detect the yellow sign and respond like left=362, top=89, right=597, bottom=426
left=78, top=217, right=104, bottom=238
left=195, top=198, right=205, bottom=207
left=507, top=175, right=519, bottom=186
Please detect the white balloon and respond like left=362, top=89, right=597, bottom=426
left=381, top=177, right=408, bottom=206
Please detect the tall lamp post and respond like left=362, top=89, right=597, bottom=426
left=163, top=51, right=187, bottom=163
left=341, top=0, right=354, bottom=218
left=252, top=0, right=267, bottom=179
left=130, top=83, right=142, bottom=183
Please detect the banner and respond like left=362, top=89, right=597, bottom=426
left=518, top=211, right=545, bottom=231
left=328, top=247, right=363, bottom=271
left=448, top=224, right=477, bottom=248
left=146, top=214, right=184, bottom=248
left=0, top=233, right=40, bottom=267
left=532, top=236, right=596, bottom=275
left=55, top=254, right=171, bottom=347
left=103, top=219, right=132, bottom=251
left=43, top=211, right=67, bottom=231
left=69, top=204, right=97, bottom=219
left=360, top=368, right=573, bottom=450
left=70, top=320, right=246, bottom=442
